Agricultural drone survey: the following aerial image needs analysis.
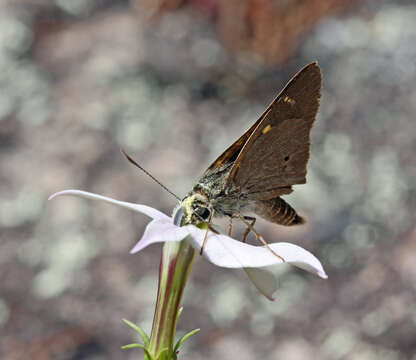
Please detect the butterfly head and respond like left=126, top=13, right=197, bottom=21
left=173, top=193, right=212, bottom=226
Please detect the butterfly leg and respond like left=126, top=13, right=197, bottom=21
left=227, top=217, right=233, bottom=236
left=234, top=214, right=285, bottom=262
left=200, top=211, right=216, bottom=256
left=242, top=216, right=256, bottom=243
left=200, top=228, right=209, bottom=255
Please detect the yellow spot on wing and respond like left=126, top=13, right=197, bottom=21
left=262, top=124, right=272, bottom=134
left=283, top=95, right=296, bottom=105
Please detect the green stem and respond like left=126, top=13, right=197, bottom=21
left=148, top=239, right=196, bottom=359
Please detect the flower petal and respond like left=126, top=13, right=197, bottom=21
left=186, top=227, right=327, bottom=278
left=269, top=242, right=328, bottom=279
left=130, top=220, right=189, bottom=253
left=49, top=189, right=171, bottom=221
left=244, top=268, right=278, bottom=301
left=187, top=230, right=283, bottom=268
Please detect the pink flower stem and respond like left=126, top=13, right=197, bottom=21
left=148, top=240, right=196, bottom=359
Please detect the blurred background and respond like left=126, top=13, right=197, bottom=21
left=1, top=0, right=415, bottom=359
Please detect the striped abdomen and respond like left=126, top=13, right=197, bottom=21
left=254, top=197, right=305, bottom=226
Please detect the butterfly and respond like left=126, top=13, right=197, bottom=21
left=172, top=62, right=321, bottom=250
left=123, top=62, right=321, bottom=252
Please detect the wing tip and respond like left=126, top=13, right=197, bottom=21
left=307, top=60, right=320, bottom=69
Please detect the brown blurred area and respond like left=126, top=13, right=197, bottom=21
left=1, top=0, right=416, bottom=359
left=142, top=0, right=361, bottom=64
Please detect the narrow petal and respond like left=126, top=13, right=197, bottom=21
left=130, top=220, right=189, bottom=253
left=49, top=189, right=171, bottom=221
left=244, top=268, right=278, bottom=301
left=186, top=227, right=327, bottom=278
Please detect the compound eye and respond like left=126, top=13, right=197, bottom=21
left=195, top=206, right=211, bottom=220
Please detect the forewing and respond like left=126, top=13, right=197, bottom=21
left=204, top=113, right=261, bottom=175
left=203, top=63, right=310, bottom=175
left=228, top=62, right=322, bottom=199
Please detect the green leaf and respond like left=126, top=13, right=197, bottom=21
left=177, top=307, right=183, bottom=319
left=157, top=347, right=169, bottom=360
left=122, top=318, right=150, bottom=347
left=121, top=343, right=154, bottom=360
left=173, top=328, right=200, bottom=353
left=121, top=343, right=145, bottom=350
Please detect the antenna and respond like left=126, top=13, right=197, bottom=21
left=120, top=149, right=181, bottom=201
left=121, top=149, right=214, bottom=227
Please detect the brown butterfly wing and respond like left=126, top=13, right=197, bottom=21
left=203, top=66, right=316, bottom=175
left=204, top=99, right=271, bottom=174
left=204, top=122, right=257, bottom=174
left=227, top=62, right=322, bottom=200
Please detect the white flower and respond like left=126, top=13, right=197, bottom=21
left=49, top=190, right=327, bottom=300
